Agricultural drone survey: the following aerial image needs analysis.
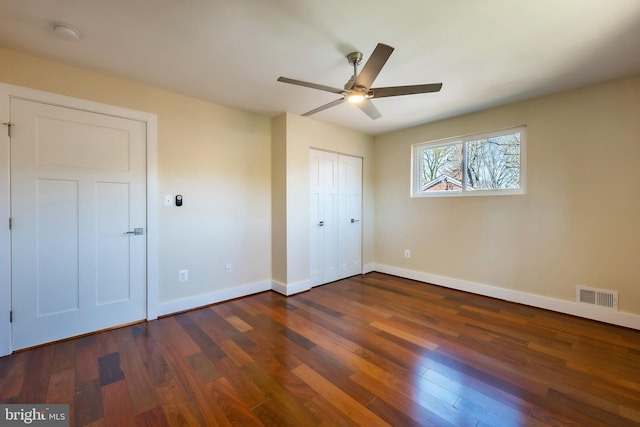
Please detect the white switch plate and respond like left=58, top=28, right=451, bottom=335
left=164, top=195, right=172, bottom=207
left=225, top=263, right=232, bottom=274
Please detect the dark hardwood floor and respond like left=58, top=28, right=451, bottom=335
left=1, top=272, right=640, bottom=426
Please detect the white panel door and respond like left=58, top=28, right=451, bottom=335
left=10, top=98, right=147, bottom=350
left=310, top=149, right=361, bottom=287
left=309, top=150, right=339, bottom=287
left=309, top=150, right=323, bottom=286
left=338, top=155, right=362, bottom=279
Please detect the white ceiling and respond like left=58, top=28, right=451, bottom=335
left=1, top=0, right=640, bottom=135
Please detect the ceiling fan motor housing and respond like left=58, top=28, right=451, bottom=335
left=347, top=51, right=363, bottom=66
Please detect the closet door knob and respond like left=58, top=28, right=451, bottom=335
left=318, top=221, right=324, bottom=226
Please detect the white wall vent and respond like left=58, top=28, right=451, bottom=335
left=576, top=286, right=618, bottom=311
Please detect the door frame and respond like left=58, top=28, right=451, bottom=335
left=0, top=83, right=159, bottom=356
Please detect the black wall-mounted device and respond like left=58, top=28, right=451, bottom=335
left=175, top=195, right=183, bottom=207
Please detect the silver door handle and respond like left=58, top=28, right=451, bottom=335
left=318, top=221, right=324, bottom=226
left=351, top=218, right=360, bottom=223
left=123, top=227, right=144, bottom=235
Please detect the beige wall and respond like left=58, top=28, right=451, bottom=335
left=374, top=74, right=640, bottom=316
left=271, top=114, right=287, bottom=284
left=272, top=113, right=375, bottom=291
left=0, top=46, right=272, bottom=308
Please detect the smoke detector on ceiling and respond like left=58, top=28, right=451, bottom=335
left=52, top=22, right=81, bottom=40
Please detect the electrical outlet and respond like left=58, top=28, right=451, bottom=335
left=404, top=249, right=411, bottom=258
left=179, top=269, right=188, bottom=282
left=225, top=263, right=232, bottom=274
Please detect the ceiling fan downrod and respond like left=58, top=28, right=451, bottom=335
left=345, top=51, right=363, bottom=90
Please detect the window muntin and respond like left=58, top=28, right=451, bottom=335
left=412, top=126, right=525, bottom=197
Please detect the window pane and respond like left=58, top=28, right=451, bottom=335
left=465, top=133, right=520, bottom=191
left=420, top=143, right=463, bottom=192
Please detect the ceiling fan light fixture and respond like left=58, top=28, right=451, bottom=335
left=347, top=87, right=372, bottom=104
left=347, top=93, right=365, bottom=104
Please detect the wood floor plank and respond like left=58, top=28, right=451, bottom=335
left=369, top=319, right=440, bottom=350
left=46, top=368, right=75, bottom=404
left=74, top=379, right=103, bottom=426
left=175, top=311, right=227, bottom=362
left=102, top=380, right=136, bottom=427
left=620, top=406, right=640, bottom=425
left=95, top=331, right=119, bottom=358
left=242, top=361, right=321, bottom=426
left=217, top=337, right=254, bottom=367
left=2, top=272, right=640, bottom=426
left=186, top=351, right=222, bottom=384
left=208, top=376, right=265, bottom=426
left=98, top=352, right=124, bottom=386
left=304, top=395, right=360, bottom=427
left=134, top=323, right=172, bottom=388
left=134, top=406, right=170, bottom=427
left=454, top=395, right=552, bottom=427
left=46, top=368, right=75, bottom=427
left=51, top=339, right=76, bottom=374
left=75, top=336, right=100, bottom=384
left=150, top=315, right=200, bottom=357
left=225, top=315, right=254, bottom=332
left=111, top=327, right=159, bottom=415
left=0, top=351, right=29, bottom=401
left=154, top=379, right=203, bottom=426
left=17, top=344, right=54, bottom=403
left=213, top=356, right=268, bottom=409
left=292, top=363, right=392, bottom=427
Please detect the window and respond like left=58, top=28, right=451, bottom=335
left=411, top=126, right=526, bottom=197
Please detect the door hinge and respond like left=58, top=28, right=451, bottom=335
left=2, top=122, right=13, bottom=137
left=9, top=311, right=12, bottom=323
left=8, top=217, right=11, bottom=230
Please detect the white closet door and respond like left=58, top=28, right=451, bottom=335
left=309, top=150, right=323, bottom=286
left=338, top=155, right=362, bottom=279
left=310, top=149, right=361, bottom=287
left=310, top=150, right=338, bottom=286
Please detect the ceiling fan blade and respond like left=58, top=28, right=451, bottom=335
left=277, top=77, right=344, bottom=95
left=357, top=99, right=382, bottom=120
left=354, top=43, right=394, bottom=90
left=302, top=98, right=345, bottom=116
left=371, top=83, right=443, bottom=98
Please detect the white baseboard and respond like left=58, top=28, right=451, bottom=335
left=156, top=280, right=271, bottom=317
left=374, top=264, right=640, bottom=331
left=362, top=263, right=376, bottom=274
left=271, top=279, right=311, bottom=296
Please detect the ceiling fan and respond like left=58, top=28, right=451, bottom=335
left=277, top=43, right=442, bottom=120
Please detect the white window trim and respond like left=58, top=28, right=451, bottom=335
left=411, top=126, right=527, bottom=198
